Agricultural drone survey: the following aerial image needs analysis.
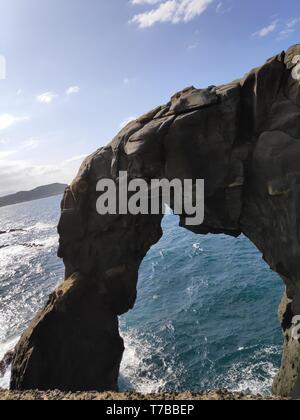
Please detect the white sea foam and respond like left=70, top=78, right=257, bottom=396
left=1, top=328, right=180, bottom=393
left=0, top=336, right=19, bottom=389
left=0, top=336, right=18, bottom=361
left=192, top=243, right=203, bottom=252
left=26, top=222, right=56, bottom=231
left=0, top=245, right=34, bottom=277
left=0, top=235, right=58, bottom=269
left=221, top=346, right=281, bottom=395
left=32, top=235, right=58, bottom=249
left=119, top=328, right=182, bottom=394
left=0, top=369, right=11, bottom=389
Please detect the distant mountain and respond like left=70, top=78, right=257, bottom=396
left=0, top=183, right=67, bottom=208
left=0, top=191, right=15, bottom=197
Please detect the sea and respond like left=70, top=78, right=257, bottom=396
left=0, top=195, right=284, bottom=395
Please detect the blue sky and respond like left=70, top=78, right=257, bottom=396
left=0, top=0, right=299, bottom=194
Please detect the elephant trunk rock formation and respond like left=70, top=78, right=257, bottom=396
left=10, top=45, right=300, bottom=397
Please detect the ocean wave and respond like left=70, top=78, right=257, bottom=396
left=0, top=235, right=58, bottom=262
left=0, top=229, right=25, bottom=236
left=220, top=346, right=281, bottom=395
left=26, top=222, right=56, bottom=232
left=192, top=243, right=204, bottom=253
left=0, top=336, right=19, bottom=390
left=0, top=245, right=35, bottom=268
left=119, top=327, right=182, bottom=394
left=31, top=236, right=58, bottom=249
left=0, top=369, right=11, bottom=389
left=0, top=205, right=284, bottom=396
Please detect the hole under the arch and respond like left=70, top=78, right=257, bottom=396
left=119, top=212, right=284, bottom=395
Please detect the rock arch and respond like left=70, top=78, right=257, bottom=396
left=10, top=45, right=300, bottom=398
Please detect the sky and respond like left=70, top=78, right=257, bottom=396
left=0, top=0, right=299, bottom=195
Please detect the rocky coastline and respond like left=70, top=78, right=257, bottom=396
left=0, top=389, right=288, bottom=401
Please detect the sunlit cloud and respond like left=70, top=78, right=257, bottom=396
left=120, top=116, right=137, bottom=129
left=0, top=153, right=88, bottom=195
left=130, top=0, right=214, bottom=28
left=0, top=114, right=31, bottom=131
left=0, top=150, right=16, bottom=159
left=252, top=20, right=278, bottom=38
left=277, top=17, right=300, bottom=40
left=36, top=91, right=58, bottom=104
left=22, top=138, right=40, bottom=151
left=252, top=16, right=300, bottom=40
left=64, top=154, right=87, bottom=164
left=66, top=86, right=80, bottom=95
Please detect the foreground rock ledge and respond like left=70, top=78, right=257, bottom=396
left=10, top=44, right=300, bottom=398
left=0, top=390, right=288, bottom=401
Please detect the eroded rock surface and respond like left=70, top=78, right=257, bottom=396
left=10, top=45, right=300, bottom=397
left=0, top=390, right=287, bottom=401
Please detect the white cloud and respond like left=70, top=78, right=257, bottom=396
left=216, top=1, right=222, bottom=13
left=0, top=138, right=9, bottom=145
left=252, top=16, right=300, bottom=41
left=131, top=0, right=162, bottom=4
left=22, top=138, right=40, bottom=151
left=0, top=133, right=90, bottom=194
left=130, top=0, right=214, bottom=28
left=64, top=154, right=87, bottom=164
left=215, top=1, right=231, bottom=14
left=286, top=17, right=300, bottom=29
left=252, top=20, right=278, bottom=38
left=0, top=114, right=30, bottom=131
left=0, top=153, right=89, bottom=195
left=120, top=116, right=137, bottom=129
left=0, top=158, right=60, bottom=194
left=0, top=150, right=15, bottom=159
left=66, top=86, right=80, bottom=95
left=277, top=17, right=300, bottom=40
left=36, top=92, right=58, bottom=104
left=187, top=43, right=198, bottom=51
left=0, top=139, right=39, bottom=161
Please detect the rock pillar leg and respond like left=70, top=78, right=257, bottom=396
left=10, top=274, right=124, bottom=392
left=272, top=291, right=300, bottom=398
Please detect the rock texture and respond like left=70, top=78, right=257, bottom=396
left=10, top=45, right=300, bottom=397
left=0, top=389, right=287, bottom=401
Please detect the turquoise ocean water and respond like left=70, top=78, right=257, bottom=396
left=0, top=195, right=284, bottom=394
